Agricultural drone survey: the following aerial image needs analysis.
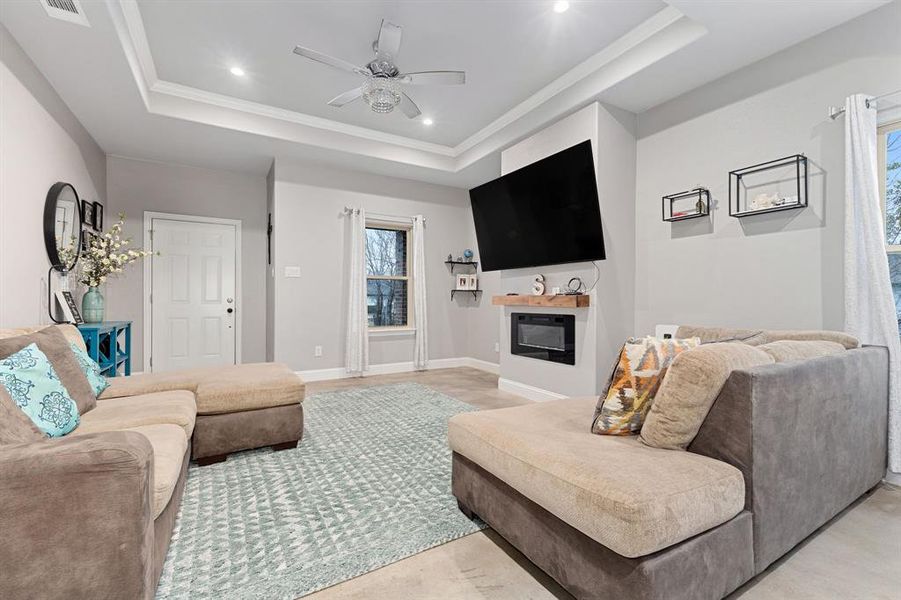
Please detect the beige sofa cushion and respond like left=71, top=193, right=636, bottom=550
left=99, top=363, right=304, bottom=415
left=674, top=325, right=859, bottom=350
left=98, top=369, right=208, bottom=399
left=448, top=397, right=745, bottom=558
left=641, top=343, right=774, bottom=450
left=674, top=325, right=767, bottom=345
left=130, top=424, right=187, bottom=519
left=70, top=422, right=187, bottom=518
left=758, top=340, right=846, bottom=362
left=81, top=391, right=197, bottom=438
left=195, top=363, right=305, bottom=415
left=761, top=329, right=859, bottom=349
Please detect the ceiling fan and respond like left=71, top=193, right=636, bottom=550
left=292, top=19, right=466, bottom=118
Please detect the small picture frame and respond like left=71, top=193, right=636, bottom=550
left=55, top=291, right=84, bottom=324
left=80, top=200, right=94, bottom=229
left=466, top=274, right=478, bottom=290
left=456, top=274, right=471, bottom=290
left=92, top=202, right=104, bottom=231
left=81, top=230, right=96, bottom=253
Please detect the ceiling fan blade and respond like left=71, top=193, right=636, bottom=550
left=327, top=87, right=364, bottom=107
left=399, top=93, right=421, bottom=119
left=376, top=19, right=403, bottom=58
left=399, top=71, right=466, bottom=86
left=293, top=46, right=368, bottom=76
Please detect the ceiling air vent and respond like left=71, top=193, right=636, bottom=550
left=40, top=0, right=90, bottom=27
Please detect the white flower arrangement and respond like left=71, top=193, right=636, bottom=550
left=78, top=214, right=154, bottom=288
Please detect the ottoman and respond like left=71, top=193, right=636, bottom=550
left=192, top=363, right=305, bottom=464
left=99, top=362, right=306, bottom=464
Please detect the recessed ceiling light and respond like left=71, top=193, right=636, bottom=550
left=553, top=1, right=569, bottom=13
left=230, top=66, right=246, bottom=77
left=422, top=118, right=434, bottom=126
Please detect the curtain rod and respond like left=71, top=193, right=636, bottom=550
left=827, top=88, right=901, bottom=120
left=342, top=206, right=425, bottom=225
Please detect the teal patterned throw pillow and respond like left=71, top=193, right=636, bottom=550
left=0, top=343, right=79, bottom=437
left=69, top=343, right=109, bottom=397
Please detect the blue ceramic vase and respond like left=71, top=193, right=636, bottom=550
left=82, top=286, right=105, bottom=323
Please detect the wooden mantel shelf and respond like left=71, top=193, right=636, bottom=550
left=492, top=294, right=590, bottom=308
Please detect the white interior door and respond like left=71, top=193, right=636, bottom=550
left=150, top=218, right=237, bottom=372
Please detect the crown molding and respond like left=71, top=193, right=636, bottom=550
left=107, top=0, right=705, bottom=177
left=453, top=5, right=690, bottom=155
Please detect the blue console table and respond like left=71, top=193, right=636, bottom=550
left=77, top=321, right=132, bottom=377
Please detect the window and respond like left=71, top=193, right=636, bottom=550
left=878, top=123, right=901, bottom=334
left=365, top=223, right=411, bottom=328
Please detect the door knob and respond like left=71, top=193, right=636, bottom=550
left=227, top=308, right=234, bottom=314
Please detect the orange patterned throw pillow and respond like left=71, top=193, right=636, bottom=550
left=591, top=336, right=700, bottom=435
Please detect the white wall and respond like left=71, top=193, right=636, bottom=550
left=0, top=24, right=106, bottom=328
left=105, top=156, right=268, bottom=368
left=472, top=103, right=637, bottom=398
left=270, top=160, right=474, bottom=372
left=633, top=1, right=901, bottom=336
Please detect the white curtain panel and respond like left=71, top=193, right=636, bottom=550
left=412, top=215, right=429, bottom=369
left=345, top=208, right=369, bottom=374
left=843, top=94, right=901, bottom=473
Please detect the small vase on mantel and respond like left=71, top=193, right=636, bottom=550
left=82, top=286, right=105, bottom=323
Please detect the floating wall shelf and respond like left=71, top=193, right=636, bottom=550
left=445, top=260, right=478, bottom=274
left=662, top=188, right=710, bottom=222
left=729, top=154, right=808, bottom=218
left=492, top=294, right=590, bottom=308
left=451, top=289, right=482, bottom=300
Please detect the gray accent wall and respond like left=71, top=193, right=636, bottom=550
left=270, top=160, right=473, bottom=371
left=105, top=156, right=268, bottom=368
left=0, top=24, right=106, bottom=328
left=633, top=1, right=901, bottom=336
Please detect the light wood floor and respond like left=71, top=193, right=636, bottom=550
left=304, top=368, right=901, bottom=600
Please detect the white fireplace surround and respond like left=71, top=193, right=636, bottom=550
left=492, top=103, right=637, bottom=399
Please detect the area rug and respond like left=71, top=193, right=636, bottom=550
left=155, top=382, right=485, bottom=600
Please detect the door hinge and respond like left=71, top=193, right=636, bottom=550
left=149, top=356, right=153, bottom=368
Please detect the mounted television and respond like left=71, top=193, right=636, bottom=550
left=469, top=140, right=605, bottom=272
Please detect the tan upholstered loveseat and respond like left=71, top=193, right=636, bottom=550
left=0, top=324, right=305, bottom=599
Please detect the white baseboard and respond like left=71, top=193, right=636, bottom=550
left=298, top=357, right=500, bottom=382
left=885, top=470, right=901, bottom=487
left=497, top=377, right=567, bottom=402
left=464, top=357, right=500, bottom=375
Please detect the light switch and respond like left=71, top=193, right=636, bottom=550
left=284, top=266, right=301, bottom=278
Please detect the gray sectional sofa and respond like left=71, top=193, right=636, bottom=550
left=0, top=325, right=305, bottom=599
left=449, top=330, right=889, bottom=600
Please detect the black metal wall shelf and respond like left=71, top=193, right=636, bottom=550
left=445, top=260, right=478, bottom=274
left=662, top=188, right=710, bottom=222
left=729, top=154, right=808, bottom=218
left=451, top=289, right=482, bottom=300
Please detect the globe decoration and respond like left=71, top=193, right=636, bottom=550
left=463, top=249, right=474, bottom=262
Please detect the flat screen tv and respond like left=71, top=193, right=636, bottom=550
left=469, top=140, right=605, bottom=272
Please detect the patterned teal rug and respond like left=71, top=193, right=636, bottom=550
left=156, top=382, right=484, bottom=599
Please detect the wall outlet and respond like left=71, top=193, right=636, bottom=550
left=494, top=342, right=500, bottom=353
left=314, top=345, right=323, bottom=358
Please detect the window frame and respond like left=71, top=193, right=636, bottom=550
left=878, top=120, right=901, bottom=254
left=364, top=220, right=413, bottom=332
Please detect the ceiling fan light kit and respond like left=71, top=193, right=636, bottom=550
left=362, top=77, right=402, bottom=114
left=293, top=18, right=466, bottom=119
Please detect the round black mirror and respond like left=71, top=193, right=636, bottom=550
left=44, top=182, right=82, bottom=271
